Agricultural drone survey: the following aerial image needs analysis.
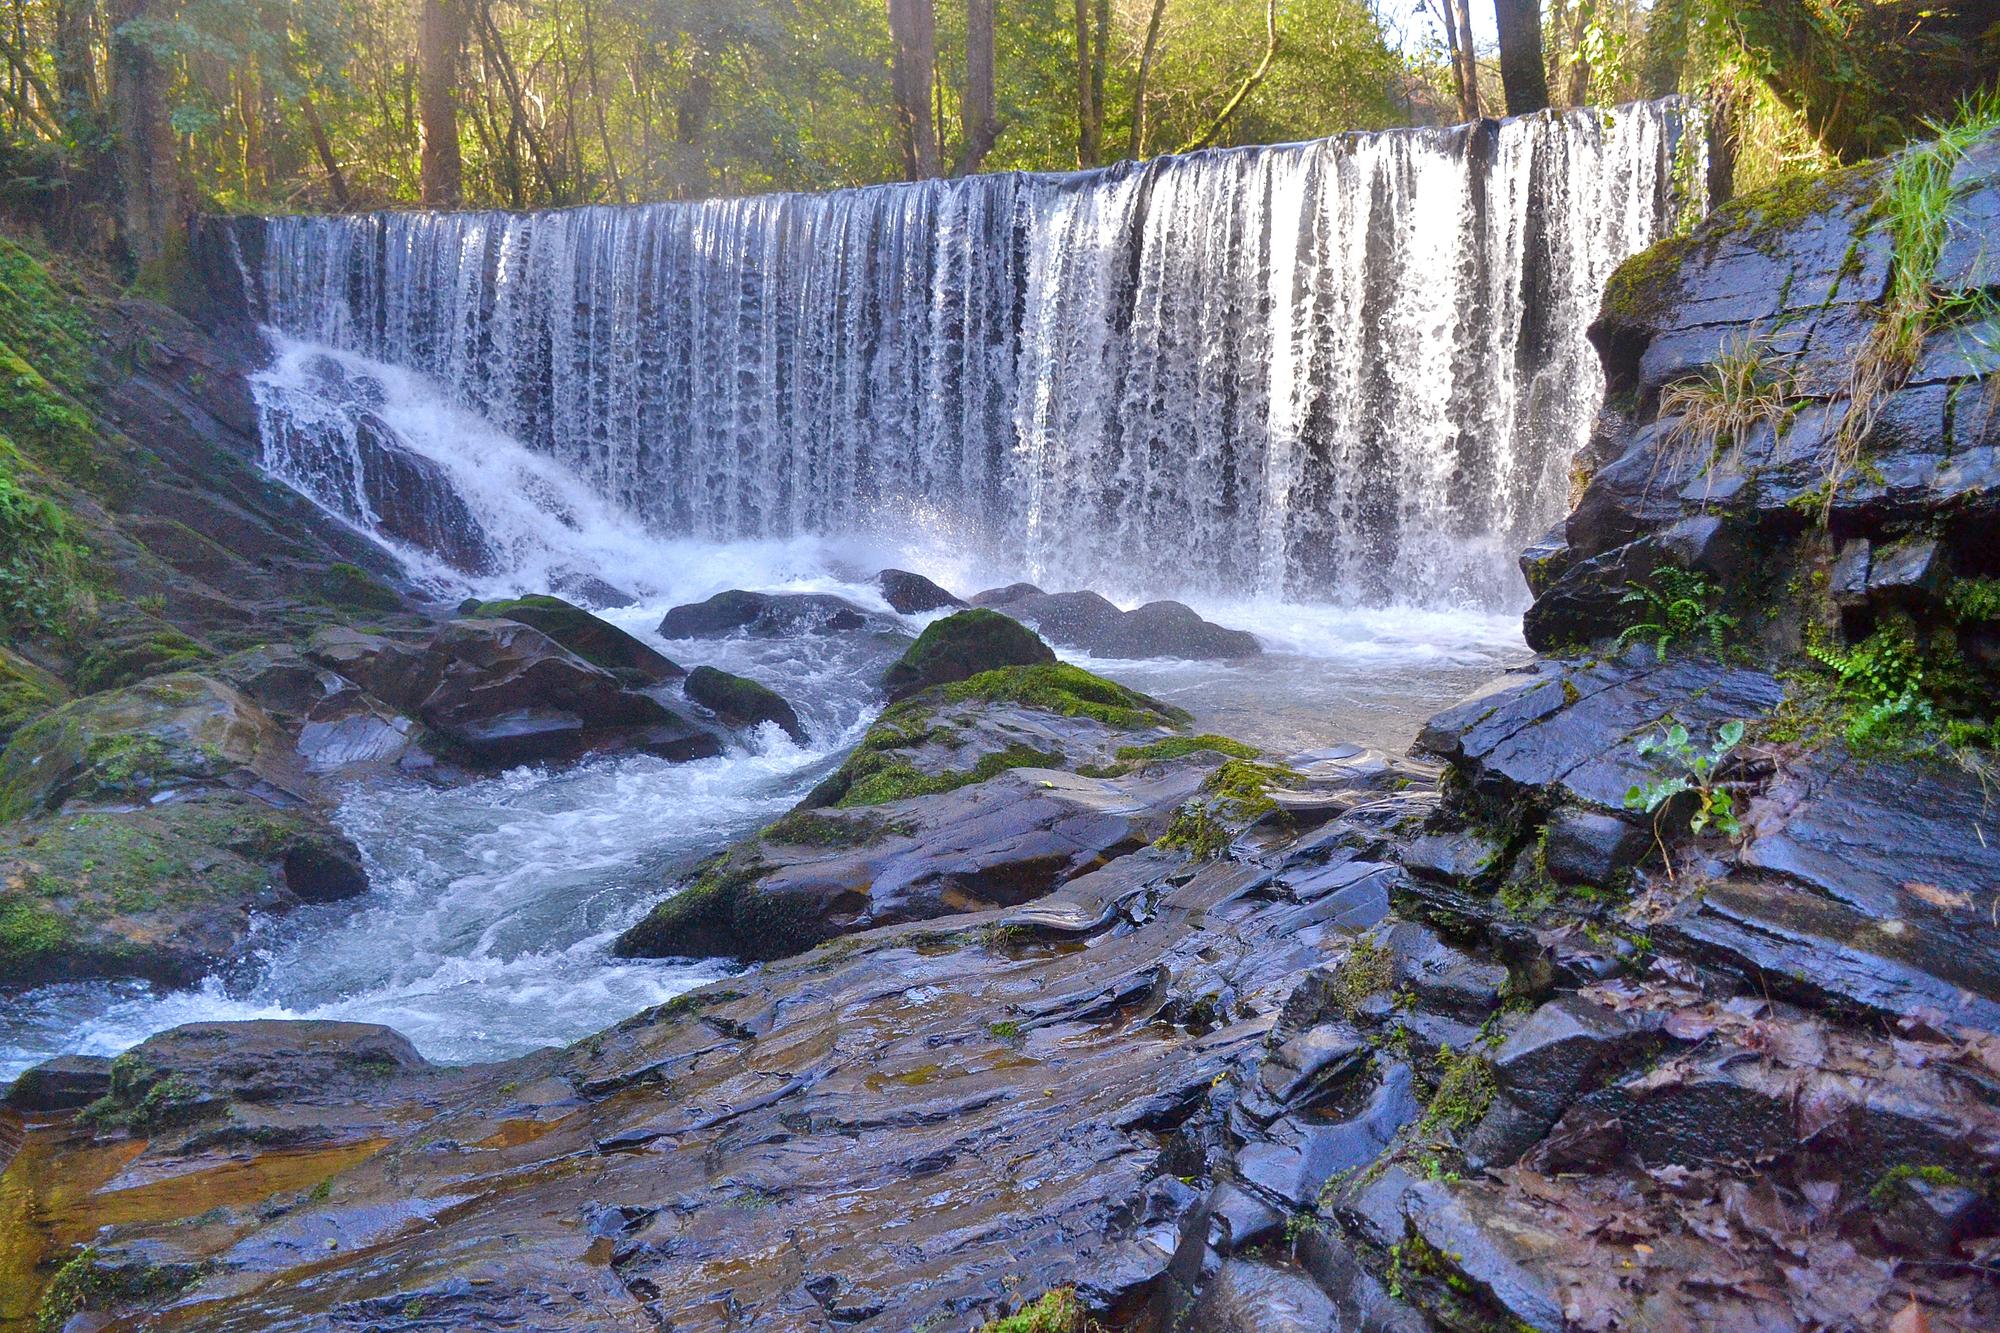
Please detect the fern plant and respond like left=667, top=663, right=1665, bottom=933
left=1805, top=624, right=1936, bottom=749
left=1616, top=566, right=1736, bottom=660
left=1624, top=719, right=1747, bottom=844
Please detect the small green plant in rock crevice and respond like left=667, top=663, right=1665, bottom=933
left=1657, top=335, right=1800, bottom=466
left=1624, top=719, right=1747, bottom=873
left=1805, top=622, right=1935, bottom=749
left=1615, top=565, right=1737, bottom=660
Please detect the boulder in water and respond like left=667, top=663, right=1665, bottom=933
left=1098, top=600, right=1261, bottom=660
left=351, top=412, right=499, bottom=577
left=548, top=570, right=638, bottom=610
left=463, top=594, right=683, bottom=685
left=881, top=608, right=1056, bottom=701
left=658, top=590, right=875, bottom=638
left=876, top=568, right=966, bottom=615
left=1000, top=590, right=1262, bottom=660
left=970, top=581, right=1044, bottom=607
left=684, top=665, right=807, bottom=744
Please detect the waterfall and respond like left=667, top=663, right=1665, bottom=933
left=248, top=99, right=1705, bottom=608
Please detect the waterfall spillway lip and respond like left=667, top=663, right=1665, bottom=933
left=226, top=95, right=1709, bottom=613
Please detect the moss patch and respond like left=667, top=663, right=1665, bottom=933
left=614, top=853, right=826, bottom=963
left=34, top=1245, right=204, bottom=1333
left=940, top=663, right=1188, bottom=730
left=0, top=645, right=64, bottom=747
left=882, top=608, right=1054, bottom=700
left=762, top=809, right=912, bottom=849
left=979, top=1287, right=1098, bottom=1333
left=315, top=562, right=401, bottom=613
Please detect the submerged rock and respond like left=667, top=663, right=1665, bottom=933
left=880, top=607, right=1055, bottom=701
left=1001, top=589, right=1262, bottom=660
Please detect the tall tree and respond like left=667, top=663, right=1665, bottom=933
left=52, top=0, right=98, bottom=117
left=1493, top=0, right=1550, bottom=114
left=1128, top=0, right=1167, bottom=156
left=954, top=0, right=998, bottom=175
left=108, top=0, right=179, bottom=264
left=1180, top=0, right=1279, bottom=152
left=418, top=0, right=467, bottom=206
left=1072, top=0, right=1099, bottom=166
left=886, top=0, right=940, bottom=178
left=1430, top=0, right=1476, bottom=122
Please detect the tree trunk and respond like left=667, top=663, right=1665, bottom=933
left=1072, top=0, right=1097, bottom=166
left=53, top=0, right=97, bottom=116
left=1128, top=0, right=1166, bottom=157
left=1433, top=0, right=1476, bottom=123
left=886, top=0, right=941, bottom=179
left=953, top=0, right=999, bottom=176
left=581, top=0, right=625, bottom=201
left=418, top=0, right=467, bottom=207
left=108, top=0, right=180, bottom=266
left=1180, top=0, right=1278, bottom=153
left=300, top=94, right=351, bottom=207
left=1450, top=0, right=1478, bottom=119
left=1493, top=0, right=1550, bottom=115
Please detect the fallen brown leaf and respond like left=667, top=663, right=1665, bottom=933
left=1902, top=881, right=1972, bottom=911
left=1889, top=1297, right=1931, bottom=1333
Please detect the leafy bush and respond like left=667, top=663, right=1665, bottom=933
left=0, top=439, right=90, bottom=638
left=1624, top=718, right=1747, bottom=842
left=1615, top=566, right=1736, bottom=659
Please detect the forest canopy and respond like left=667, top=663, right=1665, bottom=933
left=0, top=1, right=1993, bottom=268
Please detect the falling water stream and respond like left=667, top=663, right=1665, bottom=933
left=1, top=101, right=1703, bottom=1081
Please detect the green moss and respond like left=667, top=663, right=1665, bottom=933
left=883, top=608, right=1055, bottom=700
left=762, top=809, right=911, bottom=848
left=835, top=743, right=1064, bottom=807
left=939, top=662, right=1189, bottom=730
left=1599, top=232, right=1695, bottom=323
left=615, top=853, right=823, bottom=962
left=1330, top=932, right=1393, bottom=1017
left=1078, top=732, right=1259, bottom=776
left=74, top=625, right=209, bottom=694
left=1156, top=804, right=1232, bottom=859
left=1201, top=758, right=1299, bottom=820
left=35, top=1246, right=203, bottom=1333
left=0, top=436, right=93, bottom=639
left=1419, top=1044, right=1496, bottom=1136
left=0, top=895, right=74, bottom=973
left=315, top=562, right=401, bottom=613
left=0, top=645, right=64, bottom=746
left=989, top=1019, right=1023, bottom=1042
left=1868, top=1163, right=1971, bottom=1204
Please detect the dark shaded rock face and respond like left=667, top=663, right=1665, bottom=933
left=683, top=665, right=806, bottom=744
left=462, top=594, right=683, bottom=685
left=880, top=607, right=1056, bottom=701
left=658, top=589, right=879, bottom=638
left=877, top=568, right=966, bottom=615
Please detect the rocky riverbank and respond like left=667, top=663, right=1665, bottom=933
left=3, top=124, right=1999, bottom=1331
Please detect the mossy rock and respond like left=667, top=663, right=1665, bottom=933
left=73, top=622, right=211, bottom=694
left=463, top=593, right=682, bottom=684
left=0, top=644, right=65, bottom=748
left=0, top=793, right=365, bottom=986
left=685, top=664, right=806, bottom=742
left=613, top=852, right=830, bottom=962
left=315, top=562, right=403, bottom=613
left=0, top=671, right=287, bottom=823
left=882, top=608, right=1055, bottom=701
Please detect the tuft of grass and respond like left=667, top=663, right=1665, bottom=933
left=1826, top=89, right=2000, bottom=511
left=1657, top=335, right=1799, bottom=463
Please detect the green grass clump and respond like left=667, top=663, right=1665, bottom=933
left=1657, top=336, right=1799, bottom=462
left=1330, top=932, right=1393, bottom=1017
left=980, top=1287, right=1098, bottom=1333
left=941, top=663, right=1189, bottom=731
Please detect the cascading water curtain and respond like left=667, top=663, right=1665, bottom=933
left=253, top=98, right=1706, bottom=608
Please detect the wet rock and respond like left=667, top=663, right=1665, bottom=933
left=111, top=1020, right=429, bottom=1111
left=4, top=1054, right=113, bottom=1112
left=969, top=581, right=1044, bottom=607
left=345, top=412, right=499, bottom=576
left=0, top=793, right=369, bottom=987
left=1189, top=1259, right=1340, bottom=1332
left=1236, top=1063, right=1420, bottom=1209
left=462, top=594, right=683, bottom=684
left=880, top=608, right=1056, bottom=701
left=1004, top=591, right=1261, bottom=660
left=1871, top=1170, right=1990, bottom=1257
left=1400, top=828, right=1503, bottom=886
left=0, top=671, right=308, bottom=822
left=1097, top=600, right=1261, bottom=660
left=876, top=569, right=965, bottom=615
left=1400, top=1180, right=1567, bottom=1333
left=547, top=570, right=637, bottom=610
left=1385, top=923, right=1506, bottom=1022
left=1540, top=805, right=1649, bottom=886
left=657, top=589, right=876, bottom=638
left=684, top=665, right=807, bottom=744
left=615, top=766, right=1195, bottom=961
left=1466, top=997, right=1663, bottom=1168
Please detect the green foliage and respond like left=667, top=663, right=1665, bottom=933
left=1615, top=566, right=1736, bottom=660
left=1624, top=718, right=1747, bottom=839
left=979, top=1288, right=1098, bottom=1333
left=835, top=743, right=1065, bottom=808
left=35, top=1246, right=202, bottom=1333
left=1328, top=931, right=1392, bottom=1017
left=1418, top=1043, right=1494, bottom=1135
left=315, top=562, right=401, bottom=612
left=1948, top=578, right=2000, bottom=624
left=1804, top=622, right=1940, bottom=750
left=0, top=438, right=91, bottom=639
